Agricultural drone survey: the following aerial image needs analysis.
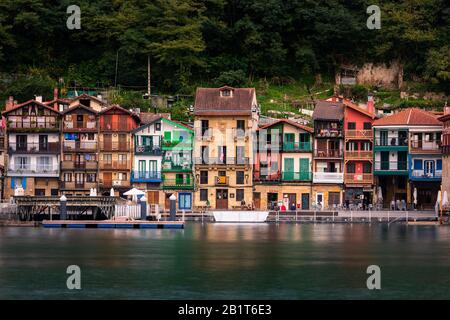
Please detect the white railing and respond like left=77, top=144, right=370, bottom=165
left=313, top=172, right=344, bottom=183
left=9, top=164, right=59, bottom=175
left=412, top=170, right=442, bottom=178
left=114, top=204, right=144, bottom=219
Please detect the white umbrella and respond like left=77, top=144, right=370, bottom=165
left=123, top=188, right=145, bottom=196
left=110, top=188, right=115, bottom=197
left=443, top=191, right=448, bottom=207
left=413, top=188, right=417, bottom=205
left=89, top=188, right=94, bottom=196
left=377, top=187, right=383, bottom=203
left=123, top=187, right=145, bottom=203
left=436, top=190, right=442, bottom=207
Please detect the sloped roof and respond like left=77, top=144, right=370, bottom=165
left=313, top=101, right=344, bottom=121
left=194, top=86, right=256, bottom=115
left=343, top=99, right=376, bottom=119
left=259, top=119, right=313, bottom=133
left=2, top=99, right=61, bottom=115
left=99, top=104, right=141, bottom=123
left=373, top=108, right=442, bottom=126
left=70, top=93, right=106, bottom=105
left=139, top=112, right=170, bottom=124
left=61, top=103, right=98, bottom=115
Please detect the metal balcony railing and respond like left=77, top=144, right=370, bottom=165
left=9, top=142, right=60, bottom=153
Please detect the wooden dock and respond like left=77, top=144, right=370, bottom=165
left=42, top=220, right=184, bottom=229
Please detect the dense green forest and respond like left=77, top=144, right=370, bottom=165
left=0, top=0, right=449, bottom=103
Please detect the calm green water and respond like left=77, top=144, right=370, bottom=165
left=1, top=223, right=450, bottom=299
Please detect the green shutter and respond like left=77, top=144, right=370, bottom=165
left=283, top=158, right=294, bottom=180
left=299, top=158, right=310, bottom=180
left=164, top=131, right=171, bottom=141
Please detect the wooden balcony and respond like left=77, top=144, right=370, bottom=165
left=8, top=119, right=60, bottom=132
left=9, top=142, right=60, bottom=154
left=344, top=173, right=373, bottom=185
left=61, top=161, right=98, bottom=170
left=99, top=161, right=131, bottom=170
left=63, top=140, right=97, bottom=152
left=61, top=181, right=98, bottom=190
left=410, top=140, right=441, bottom=153
left=63, top=120, right=98, bottom=132
left=100, top=121, right=134, bottom=132
left=314, top=149, right=343, bottom=158
left=345, top=130, right=373, bottom=139
left=344, top=151, right=372, bottom=160
left=100, top=179, right=131, bottom=188
left=100, top=141, right=130, bottom=152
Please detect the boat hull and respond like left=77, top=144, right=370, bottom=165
left=213, top=211, right=269, bottom=223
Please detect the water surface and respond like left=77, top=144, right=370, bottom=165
left=0, top=223, right=449, bottom=299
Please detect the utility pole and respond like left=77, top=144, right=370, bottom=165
left=147, top=55, right=151, bottom=98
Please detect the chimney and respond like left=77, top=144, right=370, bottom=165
left=367, top=95, right=374, bottom=114
left=444, top=101, right=450, bottom=115
left=5, top=96, right=14, bottom=111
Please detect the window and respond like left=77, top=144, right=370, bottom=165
left=64, top=173, right=72, bottom=182
left=236, top=171, right=244, bottom=184
left=179, top=193, right=192, bottom=210
left=200, top=189, right=208, bottom=201
left=86, top=173, right=96, bottom=182
left=103, top=154, right=112, bottom=164
left=37, top=157, right=51, bottom=171
left=236, top=146, right=245, bottom=164
left=361, top=141, right=371, bottom=151
left=88, top=133, right=95, bottom=140
left=266, top=133, right=272, bottom=144
left=155, top=122, right=161, bottom=131
left=200, top=171, right=208, bottom=184
left=347, top=163, right=355, bottom=173
left=118, top=173, right=127, bottom=181
left=398, top=176, right=406, bottom=189
left=16, top=157, right=29, bottom=169
left=414, top=159, right=423, bottom=170
left=236, top=120, right=245, bottom=137
left=348, top=122, right=356, bottom=130
left=363, top=163, right=371, bottom=173
left=201, top=120, right=209, bottom=135
left=118, top=154, right=127, bottom=163
left=236, top=189, right=244, bottom=201
left=437, top=159, right=442, bottom=170
left=51, top=189, right=59, bottom=196
left=218, top=146, right=227, bottom=164
left=363, top=122, right=372, bottom=130
left=64, top=154, right=72, bottom=161
left=221, top=89, right=232, bottom=97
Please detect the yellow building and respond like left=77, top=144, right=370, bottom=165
left=193, top=86, right=259, bottom=210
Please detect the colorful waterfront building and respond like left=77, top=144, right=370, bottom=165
left=312, top=100, right=344, bottom=208
left=373, top=108, right=442, bottom=208
left=98, top=105, right=140, bottom=196
left=342, top=96, right=376, bottom=207
left=131, top=117, right=164, bottom=204
left=254, top=119, right=313, bottom=210
left=439, top=105, right=450, bottom=194
left=60, top=103, right=99, bottom=196
left=3, top=99, right=61, bottom=198
left=407, top=109, right=442, bottom=208
left=193, top=86, right=259, bottom=210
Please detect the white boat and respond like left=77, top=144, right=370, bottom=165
left=212, top=211, right=269, bottom=223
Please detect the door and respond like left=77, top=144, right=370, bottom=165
left=103, top=134, right=112, bottom=150
left=253, top=192, right=261, bottom=209
left=179, top=193, right=192, bottom=210
left=299, top=158, right=309, bottom=180
left=16, top=135, right=27, bottom=152
left=417, top=133, right=423, bottom=149
left=75, top=173, right=84, bottom=188
left=380, top=151, right=389, bottom=170
left=284, top=158, right=294, bottom=180
left=316, top=193, right=324, bottom=207
left=118, top=134, right=127, bottom=151
left=284, top=133, right=295, bottom=150
left=398, top=151, right=407, bottom=170
left=103, top=172, right=112, bottom=187
left=147, top=191, right=159, bottom=205
left=380, top=130, right=388, bottom=146
left=138, top=160, right=146, bottom=178
left=328, top=192, right=341, bottom=207
left=284, top=193, right=296, bottom=211
left=149, top=160, right=158, bottom=179
left=216, top=189, right=228, bottom=209
left=301, top=193, right=310, bottom=210
left=39, top=135, right=48, bottom=151
left=398, top=131, right=407, bottom=146
left=424, top=160, right=434, bottom=176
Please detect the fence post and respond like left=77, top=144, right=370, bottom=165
left=60, top=195, right=67, bottom=220
left=140, top=196, right=147, bottom=221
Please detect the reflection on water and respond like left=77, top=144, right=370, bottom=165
left=0, top=223, right=450, bottom=299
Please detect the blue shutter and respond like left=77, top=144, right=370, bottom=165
left=437, top=159, right=442, bottom=170
left=414, top=159, right=423, bottom=170
left=11, top=178, right=15, bottom=189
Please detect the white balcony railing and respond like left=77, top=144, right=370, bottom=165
left=313, top=172, right=344, bottom=183
left=411, top=170, right=442, bottom=179
left=9, top=164, right=59, bottom=176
